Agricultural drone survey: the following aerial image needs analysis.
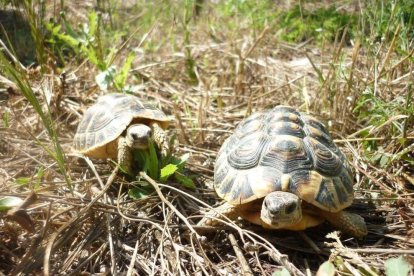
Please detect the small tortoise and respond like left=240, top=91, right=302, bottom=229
left=73, top=93, right=171, bottom=175
left=199, top=106, right=367, bottom=237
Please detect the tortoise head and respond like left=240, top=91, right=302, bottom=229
left=260, top=191, right=302, bottom=229
left=126, top=124, right=152, bottom=149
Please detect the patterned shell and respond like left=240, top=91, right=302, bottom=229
left=214, top=106, right=354, bottom=213
left=73, top=93, right=170, bottom=158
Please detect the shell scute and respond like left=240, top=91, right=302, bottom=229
left=227, top=133, right=268, bottom=170
left=267, top=122, right=305, bottom=138
left=260, top=135, right=313, bottom=173
left=304, top=137, right=343, bottom=176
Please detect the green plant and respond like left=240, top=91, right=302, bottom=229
left=181, top=0, right=198, bottom=83
left=0, top=51, right=72, bottom=189
left=2, top=109, right=9, bottom=127
left=279, top=5, right=357, bottom=43
left=21, top=0, right=47, bottom=68
left=385, top=256, right=411, bottom=276
left=215, top=0, right=278, bottom=31
left=359, top=0, right=414, bottom=53
left=129, top=140, right=195, bottom=199
left=353, top=87, right=414, bottom=167
left=47, top=11, right=109, bottom=70
left=0, top=196, right=23, bottom=212
left=46, top=11, right=135, bottom=91
left=15, top=167, right=45, bottom=190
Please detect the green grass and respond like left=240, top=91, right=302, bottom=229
left=359, top=0, right=414, bottom=52
left=0, top=51, right=72, bottom=189
left=214, top=0, right=279, bottom=32
left=278, top=5, right=357, bottom=43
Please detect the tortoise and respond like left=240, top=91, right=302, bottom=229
left=199, top=106, right=367, bottom=237
left=73, top=93, right=171, bottom=175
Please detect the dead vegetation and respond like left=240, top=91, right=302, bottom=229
left=1, top=0, right=414, bottom=275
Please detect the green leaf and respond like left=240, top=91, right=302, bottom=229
left=114, top=52, right=135, bottom=89
left=379, top=154, right=390, bottom=167
left=385, top=256, right=411, bottom=276
left=272, top=268, right=291, bottom=276
left=167, top=152, right=190, bottom=169
left=104, top=46, right=118, bottom=69
left=16, top=177, right=31, bottom=186
left=60, top=11, right=78, bottom=39
left=147, top=140, right=159, bottom=180
left=34, top=167, right=45, bottom=189
left=128, top=186, right=154, bottom=199
left=316, top=261, right=335, bottom=276
left=174, top=172, right=195, bottom=189
left=160, top=164, right=178, bottom=182
left=0, top=197, right=23, bottom=212
left=87, top=11, right=98, bottom=37
left=2, top=109, right=9, bottom=128
left=95, top=66, right=116, bottom=90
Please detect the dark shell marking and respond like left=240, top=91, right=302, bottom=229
left=73, top=93, right=170, bottom=153
left=214, top=106, right=353, bottom=212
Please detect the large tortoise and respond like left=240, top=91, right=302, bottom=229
left=73, top=93, right=171, bottom=175
left=199, top=106, right=367, bottom=237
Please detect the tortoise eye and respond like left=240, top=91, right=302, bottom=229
left=285, top=202, right=297, bottom=214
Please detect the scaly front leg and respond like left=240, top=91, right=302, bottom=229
left=150, top=122, right=169, bottom=157
left=117, top=136, right=133, bottom=175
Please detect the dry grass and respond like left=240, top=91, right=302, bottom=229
left=1, top=0, right=414, bottom=275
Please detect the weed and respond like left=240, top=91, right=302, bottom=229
left=129, top=140, right=194, bottom=199
left=46, top=10, right=135, bottom=91
left=0, top=51, right=72, bottom=189
left=215, top=0, right=278, bottom=32
left=278, top=5, right=357, bottom=43
left=181, top=0, right=198, bottom=83
left=359, top=0, right=414, bottom=52
left=353, top=86, right=414, bottom=167
left=46, top=11, right=111, bottom=70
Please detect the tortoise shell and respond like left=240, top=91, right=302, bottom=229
left=73, top=93, right=170, bottom=159
left=214, top=106, right=354, bottom=213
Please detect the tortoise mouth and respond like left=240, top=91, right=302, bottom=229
left=128, top=137, right=151, bottom=149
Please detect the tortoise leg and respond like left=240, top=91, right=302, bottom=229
left=197, top=202, right=239, bottom=226
left=322, top=210, right=367, bottom=238
left=118, top=136, right=133, bottom=175
left=149, top=122, right=169, bottom=157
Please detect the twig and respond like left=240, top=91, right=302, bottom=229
left=43, top=167, right=119, bottom=275
left=346, top=248, right=414, bottom=254
left=139, top=172, right=200, bottom=238
left=156, top=183, right=304, bottom=275
left=298, top=231, right=321, bottom=254
left=334, top=136, right=414, bottom=143
left=228, top=233, right=254, bottom=276
left=126, top=239, right=140, bottom=276
left=83, top=157, right=117, bottom=275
